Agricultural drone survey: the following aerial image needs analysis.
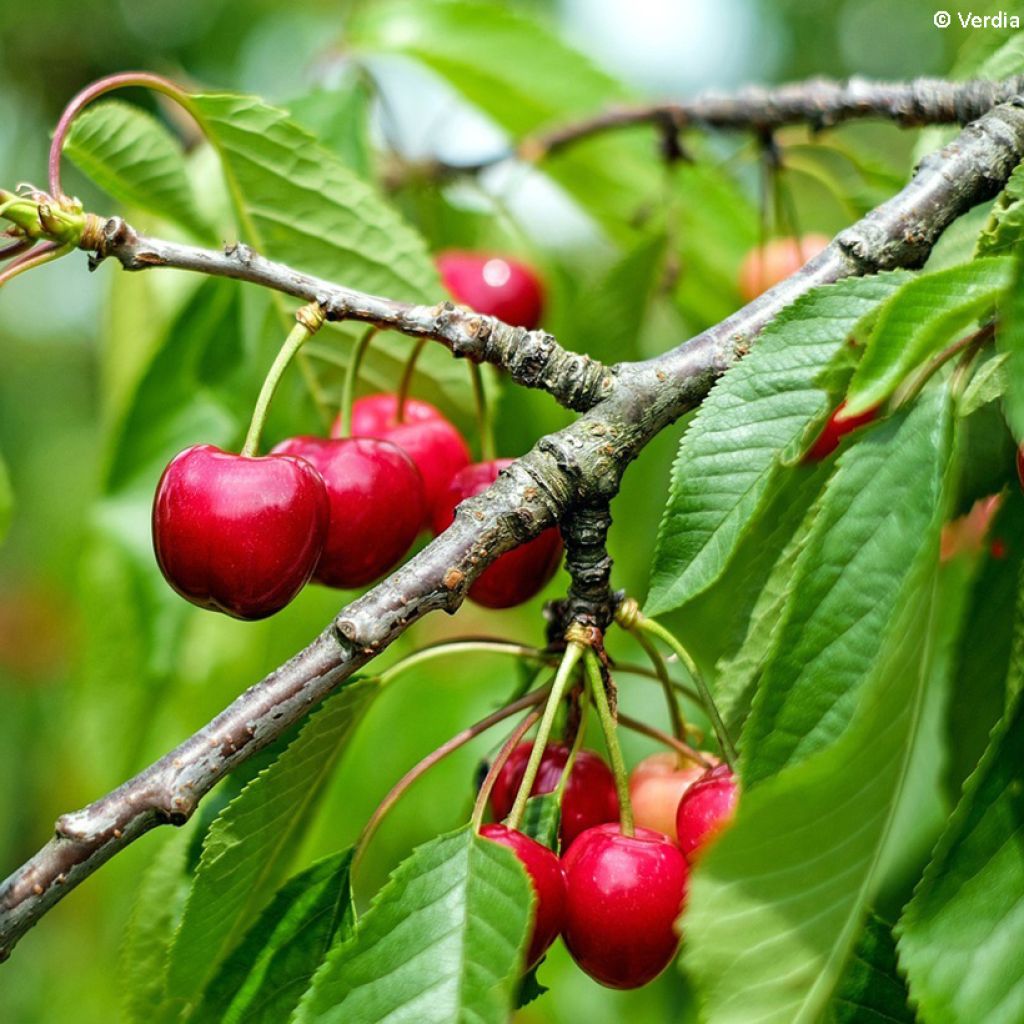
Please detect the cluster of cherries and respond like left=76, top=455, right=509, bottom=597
left=152, top=251, right=556, bottom=619
left=480, top=742, right=738, bottom=989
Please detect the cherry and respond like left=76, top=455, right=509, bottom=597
left=738, top=233, right=830, bottom=302
left=804, top=401, right=879, bottom=462
left=675, top=763, right=739, bottom=863
left=629, top=752, right=719, bottom=844
left=152, top=444, right=329, bottom=620
left=333, top=393, right=470, bottom=520
left=489, top=742, right=619, bottom=849
left=480, top=823, right=567, bottom=967
left=270, top=436, right=425, bottom=588
left=1017, top=444, right=1024, bottom=491
left=437, top=251, right=544, bottom=330
left=562, top=824, right=689, bottom=989
left=432, top=460, right=562, bottom=608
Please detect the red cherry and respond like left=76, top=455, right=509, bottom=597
left=737, top=233, right=830, bottom=302
left=804, top=401, right=879, bottom=462
left=562, top=824, right=689, bottom=989
left=437, top=251, right=544, bottom=330
left=675, top=764, right=739, bottom=863
left=489, top=743, right=619, bottom=849
left=629, top=752, right=719, bottom=844
left=480, top=823, right=567, bottom=967
left=1017, top=445, right=1024, bottom=490
left=332, top=394, right=470, bottom=519
left=270, top=436, right=425, bottom=588
left=152, top=444, right=329, bottom=620
left=432, top=460, right=562, bottom=608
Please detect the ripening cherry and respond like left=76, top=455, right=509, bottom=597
left=432, top=460, right=563, bottom=608
left=738, top=233, right=831, bottom=302
left=271, top=436, right=425, bottom=588
left=562, top=824, right=689, bottom=989
left=152, top=444, right=329, bottom=620
left=629, top=752, right=720, bottom=844
left=489, top=742, right=619, bottom=849
left=804, top=401, right=879, bottom=462
left=480, top=823, right=567, bottom=967
left=675, top=763, right=740, bottom=863
left=437, top=251, right=545, bottom=330
left=333, top=393, right=470, bottom=520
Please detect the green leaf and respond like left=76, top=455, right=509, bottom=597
left=121, top=829, right=193, bottom=1024
left=997, top=251, right=1024, bottom=443
left=63, top=100, right=210, bottom=238
left=828, top=913, right=914, bottom=1024
left=846, top=258, right=1010, bottom=416
left=166, top=680, right=376, bottom=1007
left=897, top=688, right=1024, bottom=1024
left=520, top=792, right=560, bottom=851
left=286, top=80, right=374, bottom=180
left=683, top=394, right=950, bottom=1020
left=977, top=162, right=1024, bottom=257
left=645, top=274, right=908, bottom=617
left=0, top=452, right=11, bottom=545
left=741, top=386, right=954, bottom=785
left=192, top=851, right=355, bottom=1024
left=959, top=351, right=1009, bottom=417
left=292, top=827, right=531, bottom=1024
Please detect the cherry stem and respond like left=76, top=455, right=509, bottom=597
left=469, top=361, right=496, bottom=462
left=612, top=661, right=703, bottom=718
left=634, top=617, right=738, bottom=769
left=378, top=639, right=549, bottom=686
left=0, top=238, right=34, bottom=263
left=552, top=688, right=589, bottom=810
left=892, top=321, right=994, bottom=411
left=505, top=642, right=584, bottom=831
left=634, top=628, right=688, bottom=750
left=49, top=72, right=198, bottom=201
left=396, top=338, right=427, bottom=424
left=583, top=648, right=634, bottom=837
left=618, top=713, right=711, bottom=769
left=338, top=326, right=379, bottom=438
left=0, top=242, right=72, bottom=288
left=470, top=707, right=543, bottom=832
left=353, top=686, right=549, bottom=879
left=241, top=305, right=323, bottom=457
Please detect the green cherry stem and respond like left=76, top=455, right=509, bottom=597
left=378, top=639, right=549, bottom=687
left=0, top=242, right=73, bottom=288
left=505, top=641, right=584, bottom=831
left=553, top=688, right=589, bottom=808
left=634, top=628, right=688, bottom=747
left=633, top=616, right=738, bottom=768
left=469, top=361, right=496, bottom=462
left=583, top=648, right=634, bottom=837
left=241, top=304, right=324, bottom=457
left=618, top=713, right=711, bottom=768
left=354, top=686, right=550, bottom=880
left=396, top=338, right=428, bottom=423
left=470, top=707, right=543, bottom=833
left=338, top=325, right=380, bottom=439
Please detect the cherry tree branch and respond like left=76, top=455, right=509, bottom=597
left=2, top=94, right=1024, bottom=961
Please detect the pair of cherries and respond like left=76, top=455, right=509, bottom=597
left=481, top=742, right=738, bottom=989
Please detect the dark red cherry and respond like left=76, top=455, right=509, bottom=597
left=1016, top=444, right=1024, bottom=491
left=562, top=824, right=689, bottom=989
left=270, top=436, right=425, bottom=588
left=489, top=742, right=619, bottom=849
left=480, top=823, right=567, bottom=967
left=437, top=251, right=544, bottom=330
left=333, top=393, right=470, bottom=519
left=805, top=401, right=878, bottom=462
left=432, top=460, right=562, bottom=608
left=675, top=763, right=739, bottom=863
left=152, top=444, right=329, bottom=620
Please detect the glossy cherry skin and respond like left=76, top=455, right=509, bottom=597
left=738, top=233, right=830, bottom=302
left=804, top=401, right=879, bottom=462
left=480, top=823, right=567, bottom=967
left=437, top=251, right=545, bottom=330
left=432, top=460, right=563, bottom=608
left=675, top=763, right=740, bottom=863
left=489, top=743, right=619, bottom=850
left=629, top=752, right=720, bottom=844
left=562, top=824, right=689, bottom=989
left=270, top=436, right=425, bottom=588
left=333, top=394, right=470, bottom=520
left=152, top=444, right=329, bottom=620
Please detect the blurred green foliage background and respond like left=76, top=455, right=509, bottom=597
left=0, top=0, right=1004, bottom=1019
